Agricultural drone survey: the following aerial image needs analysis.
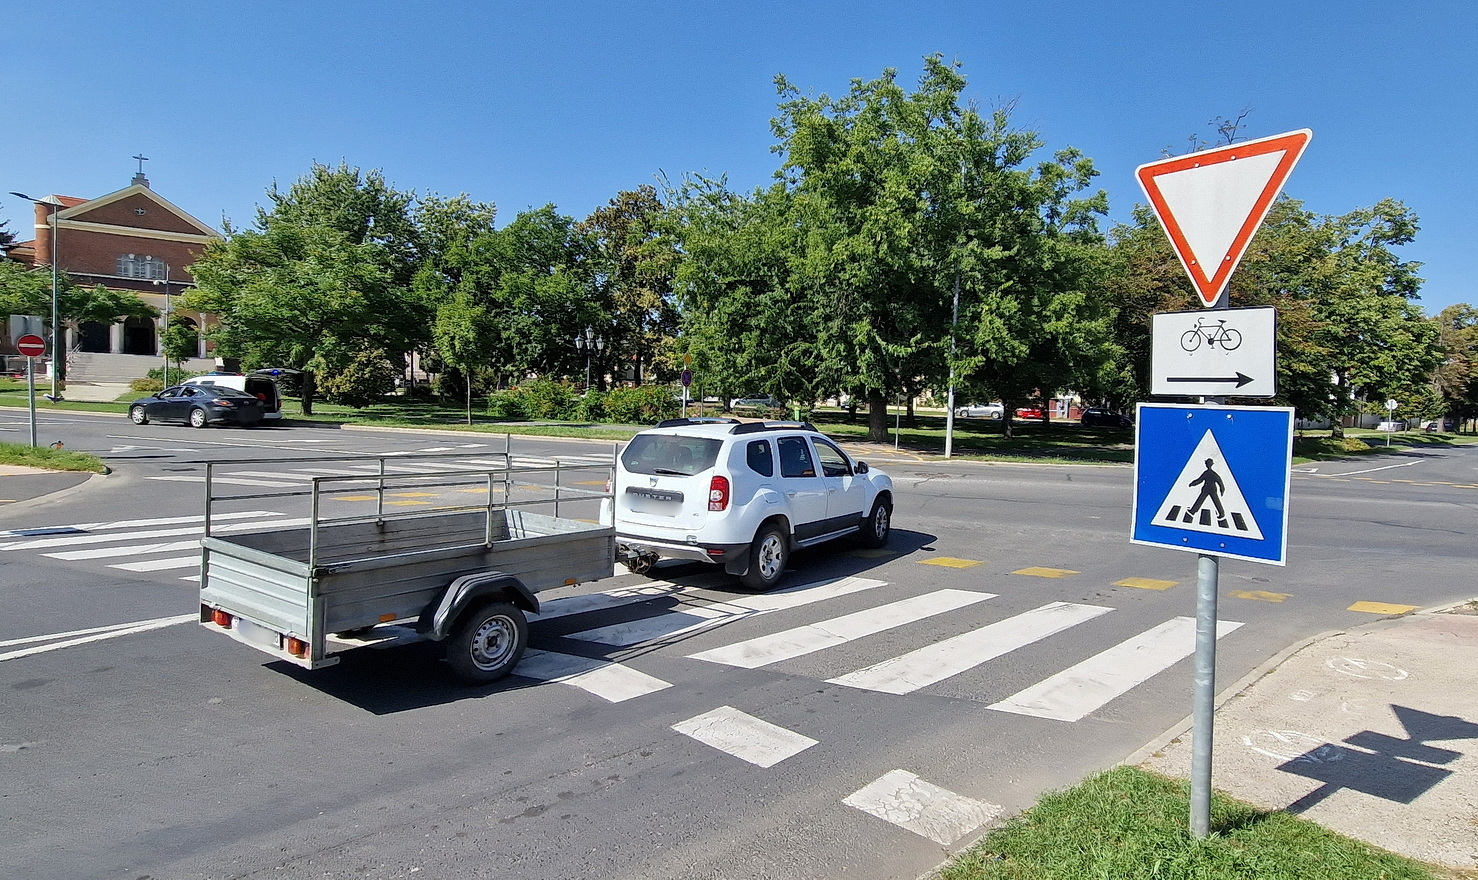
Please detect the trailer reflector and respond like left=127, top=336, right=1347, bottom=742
left=211, top=609, right=233, bottom=628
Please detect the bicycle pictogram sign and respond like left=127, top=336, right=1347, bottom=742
left=1180, top=317, right=1242, bottom=352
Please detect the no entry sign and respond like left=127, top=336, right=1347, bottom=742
left=15, top=334, right=46, bottom=358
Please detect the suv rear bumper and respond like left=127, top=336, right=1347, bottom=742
left=616, top=532, right=748, bottom=567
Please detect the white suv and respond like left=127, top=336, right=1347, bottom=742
left=613, top=419, right=894, bottom=589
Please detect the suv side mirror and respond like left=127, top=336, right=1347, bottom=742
left=855, top=461, right=869, bottom=474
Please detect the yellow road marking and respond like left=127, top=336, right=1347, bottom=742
left=919, top=557, right=982, bottom=569
left=575, top=479, right=607, bottom=486
left=1012, top=567, right=1080, bottom=579
left=1347, top=601, right=1417, bottom=615
left=1115, top=577, right=1177, bottom=591
left=388, top=492, right=437, bottom=498
left=1229, top=589, right=1290, bottom=603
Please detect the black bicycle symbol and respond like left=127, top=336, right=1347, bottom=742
left=1180, top=317, right=1243, bottom=352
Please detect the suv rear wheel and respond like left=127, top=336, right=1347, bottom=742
left=740, top=522, right=789, bottom=590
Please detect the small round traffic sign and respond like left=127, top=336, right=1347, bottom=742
left=680, top=369, right=692, bottom=388
left=15, top=334, right=45, bottom=358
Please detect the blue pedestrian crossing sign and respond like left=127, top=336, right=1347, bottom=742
left=1132, top=403, right=1294, bottom=565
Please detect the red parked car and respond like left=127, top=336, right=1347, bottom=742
left=1015, top=405, right=1044, bottom=419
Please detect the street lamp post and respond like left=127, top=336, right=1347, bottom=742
left=573, top=327, right=604, bottom=392
left=8, top=191, right=64, bottom=401
left=153, top=263, right=171, bottom=386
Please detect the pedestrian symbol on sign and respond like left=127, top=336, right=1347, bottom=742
left=1151, top=430, right=1264, bottom=540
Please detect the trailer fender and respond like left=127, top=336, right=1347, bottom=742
left=423, top=572, right=538, bottom=640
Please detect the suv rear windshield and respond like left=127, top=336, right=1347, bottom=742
left=622, top=434, right=723, bottom=477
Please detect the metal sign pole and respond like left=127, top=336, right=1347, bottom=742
left=26, top=355, right=37, bottom=447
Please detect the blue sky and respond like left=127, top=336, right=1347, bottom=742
left=3, top=1, right=1473, bottom=314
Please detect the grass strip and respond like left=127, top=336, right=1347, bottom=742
left=938, top=766, right=1448, bottom=880
left=0, top=441, right=109, bottom=474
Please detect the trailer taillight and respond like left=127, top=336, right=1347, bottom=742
left=286, top=637, right=309, bottom=658
left=211, top=609, right=233, bottom=628
left=708, top=475, right=730, bottom=511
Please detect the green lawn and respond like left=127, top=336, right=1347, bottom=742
left=938, top=766, right=1461, bottom=880
left=0, top=440, right=108, bottom=473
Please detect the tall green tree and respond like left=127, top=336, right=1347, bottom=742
left=1430, top=303, right=1478, bottom=426
left=579, top=185, right=679, bottom=385
left=188, top=163, right=423, bottom=413
left=0, top=261, right=157, bottom=382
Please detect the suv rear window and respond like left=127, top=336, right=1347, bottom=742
left=622, top=434, right=723, bottom=477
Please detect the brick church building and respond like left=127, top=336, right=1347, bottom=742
left=5, top=167, right=222, bottom=380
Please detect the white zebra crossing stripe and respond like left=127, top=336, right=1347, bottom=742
left=0, top=614, right=196, bottom=663
left=515, top=650, right=671, bottom=702
left=565, top=576, right=886, bottom=647
left=48, top=540, right=198, bottom=560
left=110, top=555, right=200, bottom=573
left=0, top=511, right=281, bottom=544
left=0, top=517, right=309, bottom=552
left=671, top=706, right=817, bottom=768
left=988, top=616, right=1244, bottom=722
left=532, top=578, right=727, bottom=620
left=829, top=601, right=1113, bottom=695
left=149, top=475, right=302, bottom=488
left=689, top=590, right=996, bottom=669
left=843, top=770, right=1002, bottom=844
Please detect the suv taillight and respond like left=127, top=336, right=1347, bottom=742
left=708, top=475, right=730, bottom=511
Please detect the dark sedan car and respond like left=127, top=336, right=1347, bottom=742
left=1080, top=406, right=1133, bottom=428
left=128, top=385, right=266, bottom=428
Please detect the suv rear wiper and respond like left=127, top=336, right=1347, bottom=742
left=652, top=468, right=690, bottom=476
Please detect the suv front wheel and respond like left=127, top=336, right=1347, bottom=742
left=860, top=498, right=892, bottom=548
left=740, top=522, right=789, bottom=590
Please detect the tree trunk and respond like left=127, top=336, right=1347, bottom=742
left=301, top=371, right=316, bottom=416
left=905, top=392, right=916, bottom=428
left=867, top=391, right=889, bottom=443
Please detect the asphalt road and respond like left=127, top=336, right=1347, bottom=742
left=1, top=409, right=1474, bottom=879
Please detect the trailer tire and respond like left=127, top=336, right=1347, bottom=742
left=446, top=601, right=528, bottom=684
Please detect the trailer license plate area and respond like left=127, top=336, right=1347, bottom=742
left=233, top=617, right=282, bottom=650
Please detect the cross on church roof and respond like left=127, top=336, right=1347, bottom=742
left=133, top=153, right=149, bottom=174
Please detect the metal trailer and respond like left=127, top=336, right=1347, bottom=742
left=197, top=451, right=615, bottom=684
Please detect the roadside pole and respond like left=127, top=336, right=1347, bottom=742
left=26, top=354, right=38, bottom=447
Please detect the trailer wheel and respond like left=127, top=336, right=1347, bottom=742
left=446, top=601, right=528, bottom=684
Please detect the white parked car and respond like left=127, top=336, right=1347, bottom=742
left=612, top=418, right=894, bottom=589
left=954, top=402, right=1004, bottom=419
left=730, top=395, right=780, bottom=409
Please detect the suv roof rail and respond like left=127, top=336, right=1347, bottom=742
left=654, top=417, right=741, bottom=429
left=730, top=420, right=817, bottom=435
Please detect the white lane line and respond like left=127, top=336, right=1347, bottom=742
left=515, top=650, right=671, bottom=702
left=989, top=616, right=1244, bottom=722
left=0, top=517, right=309, bottom=552
left=533, top=580, right=710, bottom=620
left=671, top=706, right=817, bottom=768
left=843, top=770, right=1002, bottom=845
left=1328, top=461, right=1420, bottom=477
left=690, top=590, right=996, bottom=669
left=566, top=576, right=886, bottom=647
left=829, top=601, right=1112, bottom=695
left=226, top=470, right=315, bottom=481
left=148, top=475, right=303, bottom=488
left=0, top=510, right=279, bottom=542
left=0, top=614, right=196, bottom=663
left=110, top=555, right=199, bottom=572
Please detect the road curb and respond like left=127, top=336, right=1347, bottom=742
left=0, top=470, right=108, bottom=520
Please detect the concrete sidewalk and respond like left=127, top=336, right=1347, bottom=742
left=1135, top=603, right=1478, bottom=869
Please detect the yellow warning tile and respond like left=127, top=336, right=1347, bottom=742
left=1012, top=567, right=1080, bottom=579
left=919, top=557, right=983, bottom=569
left=1229, top=589, right=1291, bottom=603
left=1348, top=601, right=1417, bottom=615
left=850, top=549, right=897, bottom=559
left=1115, top=577, right=1178, bottom=591
left=575, top=479, right=608, bottom=486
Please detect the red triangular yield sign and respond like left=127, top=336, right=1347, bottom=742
left=1136, top=129, right=1311, bottom=307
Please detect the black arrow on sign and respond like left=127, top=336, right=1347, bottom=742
left=1167, top=372, right=1254, bottom=388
